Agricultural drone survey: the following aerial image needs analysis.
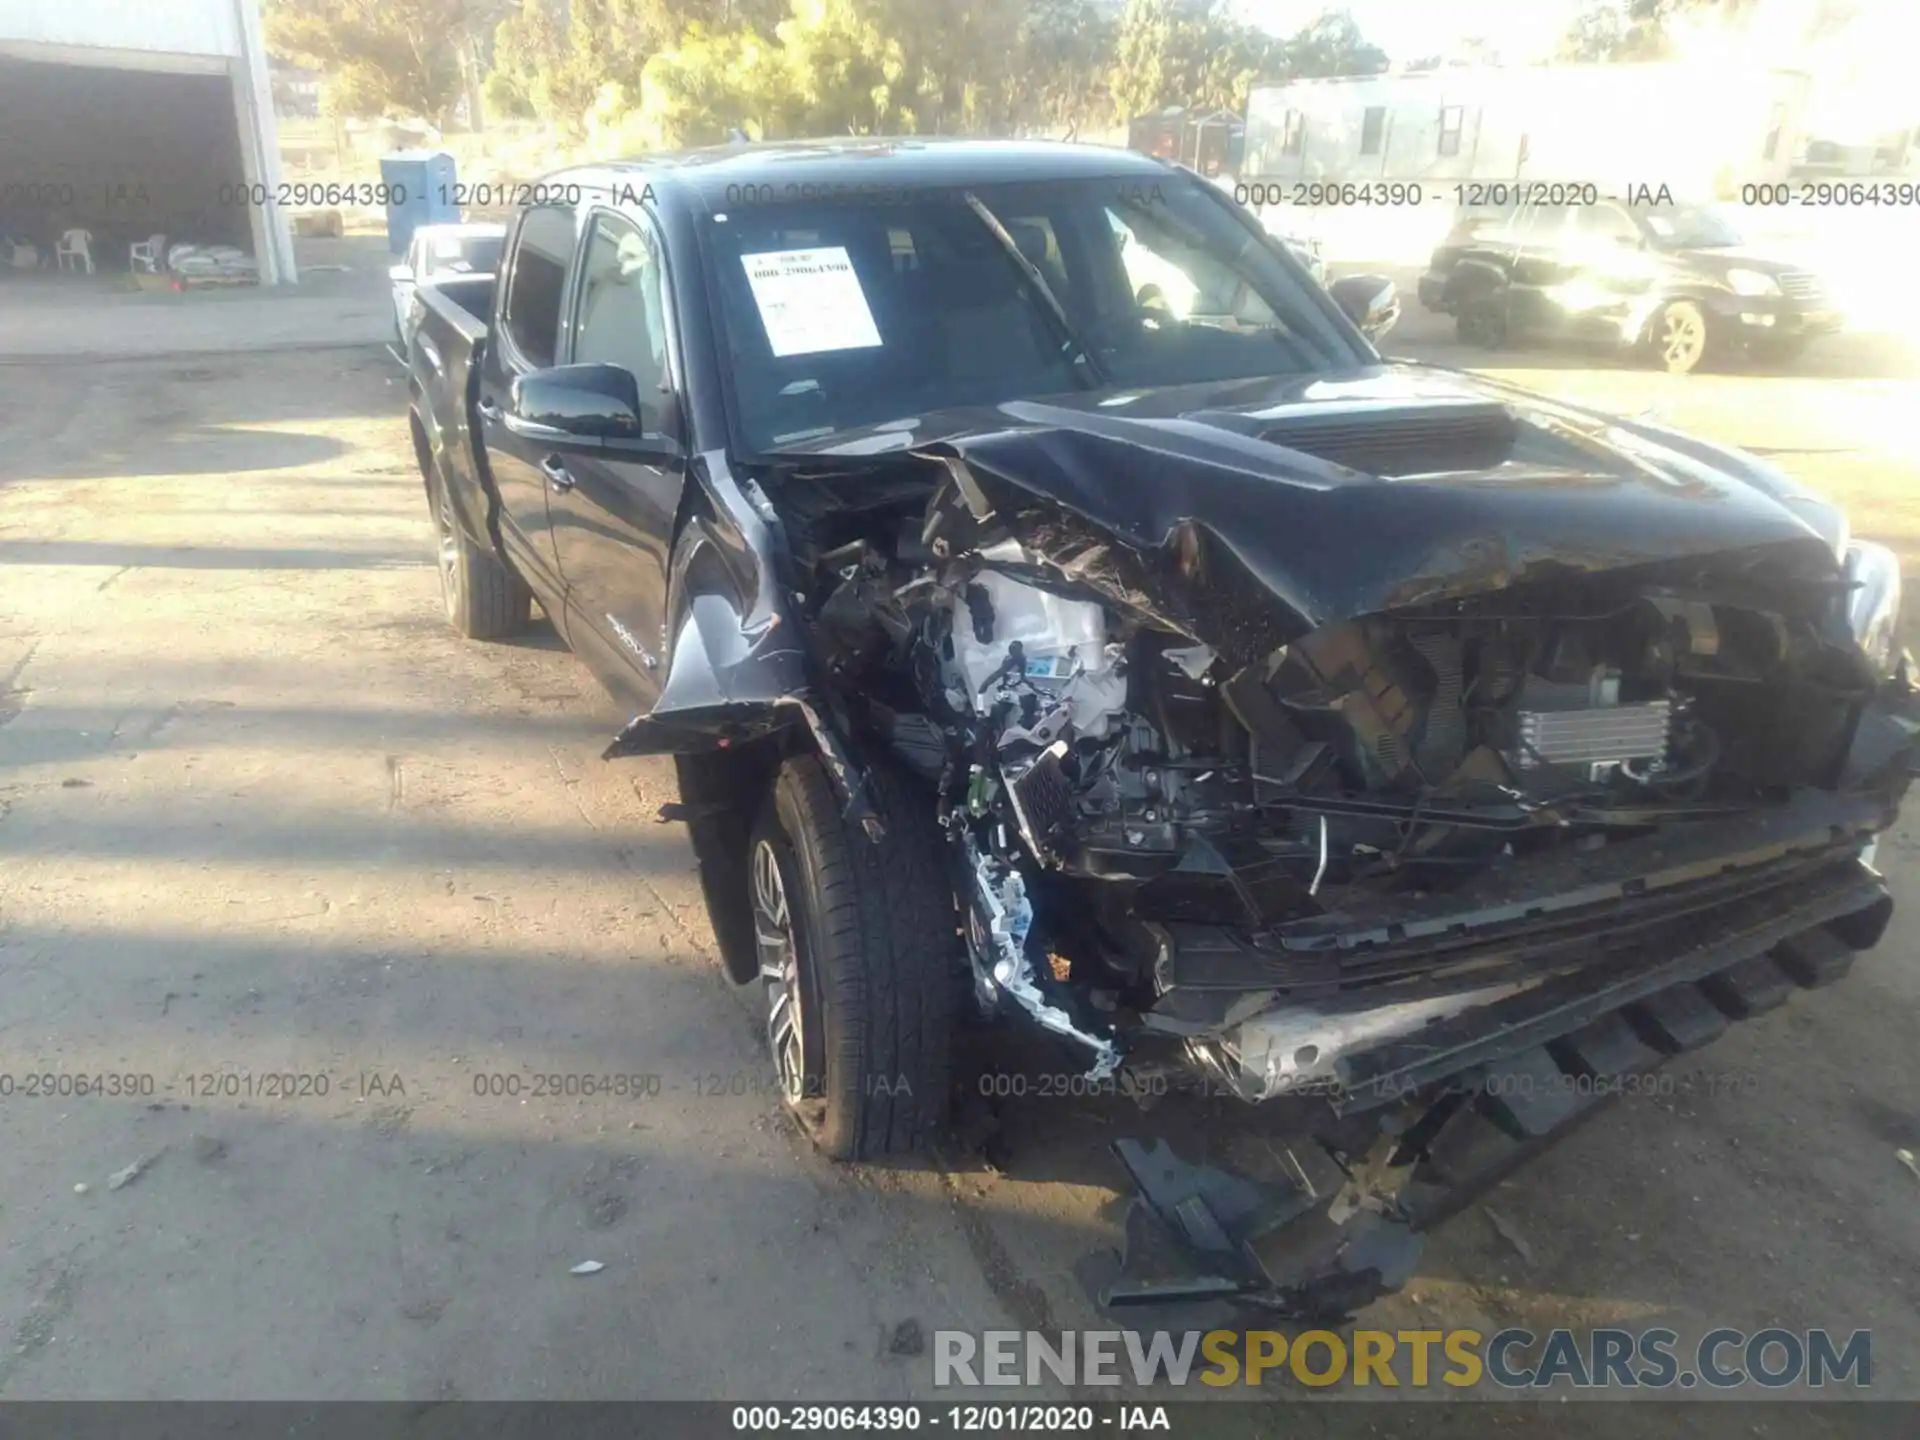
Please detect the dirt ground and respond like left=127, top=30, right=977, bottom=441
left=1, top=264, right=1918, bottom=1431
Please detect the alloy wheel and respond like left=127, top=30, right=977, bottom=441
left=752, top=836, right=809, bottom=1105
left=431, top=475, right=461, bottom=619
left=1658, top=305, right=1707, bottom=372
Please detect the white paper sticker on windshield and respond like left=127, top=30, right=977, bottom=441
left=740, top=247, right=882, bottom=358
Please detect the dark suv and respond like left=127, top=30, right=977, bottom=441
left=1418, top=197, right=1841, bottom=372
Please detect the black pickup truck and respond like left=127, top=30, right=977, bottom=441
left=406, top=139, right=1916, bottom=1316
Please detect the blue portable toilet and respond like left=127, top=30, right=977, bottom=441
left=380, top=151, right=461, bottom=255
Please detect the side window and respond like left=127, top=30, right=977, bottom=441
left=501, top=204, right=575, bottom=369
left=572, top=211, right=671, bottom=411
left=1518, top=203, right=1573, bottom=244
left=1360, top=106, right=1386, bottom=157
left=1106, top=206, right=1281, bottom=332
left=1573, top=204, right=1639, bottom=244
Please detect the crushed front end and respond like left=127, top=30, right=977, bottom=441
left=752, top=395, right=1919, bottom=1313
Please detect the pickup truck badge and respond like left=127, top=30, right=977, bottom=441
left=607, top=615, right=658, bottom=669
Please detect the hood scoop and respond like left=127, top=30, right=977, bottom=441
left=1190, top=399, right=1520, bottom=479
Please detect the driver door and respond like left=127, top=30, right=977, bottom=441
left=478, top=204, right=577, bottom=612
left=545, top=208, right=686, bottom=711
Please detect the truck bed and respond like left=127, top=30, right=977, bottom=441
left=408, top=277, right=499, bottom=558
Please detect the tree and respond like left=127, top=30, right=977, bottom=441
left=773, top=0, right=915, bottom=134
left=1282, top=11, right=1388, bottom=82
left=1557, top=0, right=1769, bottom=63
left=1558, top=0, right=1676, bottom=61
left=1019, top=0, right=1121, bottom=132
left=486, top=0, right=793, bottom=131
left=626, top=21, right=798, bottom=147
left=265, top=0, right=510, bottom=122
left=1110, top=0, right=1282, bottom=120
left=1109, top=2, right=1389, bottom=122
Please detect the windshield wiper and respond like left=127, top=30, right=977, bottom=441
left=961, top=191, right=1106, bottom=389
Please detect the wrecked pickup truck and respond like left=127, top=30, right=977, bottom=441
left=406, top=140, right=1917, bottom=1316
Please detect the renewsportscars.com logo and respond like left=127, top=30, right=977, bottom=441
left=933, top=1327, right=1872, bottom=1391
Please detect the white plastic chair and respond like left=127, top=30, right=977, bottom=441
left=129, top=234, right=167, bottom=274
left=56, top=229, right=94, bottom=275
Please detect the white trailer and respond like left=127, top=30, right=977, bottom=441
left=1244, top=63, right=1812, bottom=198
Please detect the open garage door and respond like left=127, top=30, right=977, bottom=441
left=0, top=56, right=254, bottom=271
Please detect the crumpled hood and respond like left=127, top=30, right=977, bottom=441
left=830, top=364, right=1845, bottom=627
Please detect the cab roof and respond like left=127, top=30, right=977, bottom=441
left=555, top=137, right=1182, bottom=206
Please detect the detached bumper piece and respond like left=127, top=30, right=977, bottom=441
left=1103, top=892, right=1888, bottom=1319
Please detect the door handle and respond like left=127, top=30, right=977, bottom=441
left=541, top=455, right=575, bottom=492
left=477, top=398, right=503, bottom=422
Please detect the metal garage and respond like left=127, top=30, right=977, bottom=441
left=0, top=0, right=296, bottom=284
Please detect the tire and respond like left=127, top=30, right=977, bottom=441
left=427, top=463, right=531, bottom=640
left=1648, top=299, right=1711, bottom=373
left=750, top=755, right=956, bottom=1160
left=1455, top=299, right=1507, bottom=348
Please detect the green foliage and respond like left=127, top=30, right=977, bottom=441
left=1557, top=0, right=1768, bottom=63
left=266, top=0, right=497, bottom=120
left=1018, top=0, right=1119, bottom=132
left=276, top=0, right=1397, bottom=143
left=1109, top=1, right=1385, bottom=122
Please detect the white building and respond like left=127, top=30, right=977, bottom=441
left=1245, top=63, right=1814, bottom=198
left=0, top=0, right=296, bottom=283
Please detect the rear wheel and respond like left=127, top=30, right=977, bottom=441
left=1456, top=299, right=1507, bottom=348
left=1649, top=299, right=1711, bottom=373
left=750, top=756, right=956, bottom=1160
left=427, top=466, right=531, bottom=640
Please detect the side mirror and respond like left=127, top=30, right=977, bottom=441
left=1328, top=273, right=1401, bottom=341
left=506, top=363, right=680, bottom=459
left=389, top=263, right=414, bottom=282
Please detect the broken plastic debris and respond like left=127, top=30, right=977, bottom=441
left=108, top=1154, right=155, bottom=1191
left=72, top=1183, right=89, bottom=1196
left=962, top=832, right=1120, bottom=1078
left=1897, top=1148, right=1920, bottom=1183
left=1484, top=1205, right=1534, bottom=1264
left=570, top=1261, right=605, bottom=1276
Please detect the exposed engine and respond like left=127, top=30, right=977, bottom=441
left=780, top=457, right=1882, bottom=1093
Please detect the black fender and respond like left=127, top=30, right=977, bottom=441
left=605, top=451, right=884, bottom=833
left=604, top=453, right=808, bottom=758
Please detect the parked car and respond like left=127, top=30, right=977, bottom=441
left=1418, top=197, right=1841, bottom=372
left=405, top=140, right=1915, bottom=1316
left=388, top=222, right=506, bottom=349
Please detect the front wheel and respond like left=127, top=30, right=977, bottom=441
left=750, top=756, right=956, bottom=1160
left=1648, top=299, right=1711, bottom=373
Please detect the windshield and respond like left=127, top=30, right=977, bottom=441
left=703, top=176, right=1364, bottom=451
left=1636, top=203, right=1743, bottom=248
